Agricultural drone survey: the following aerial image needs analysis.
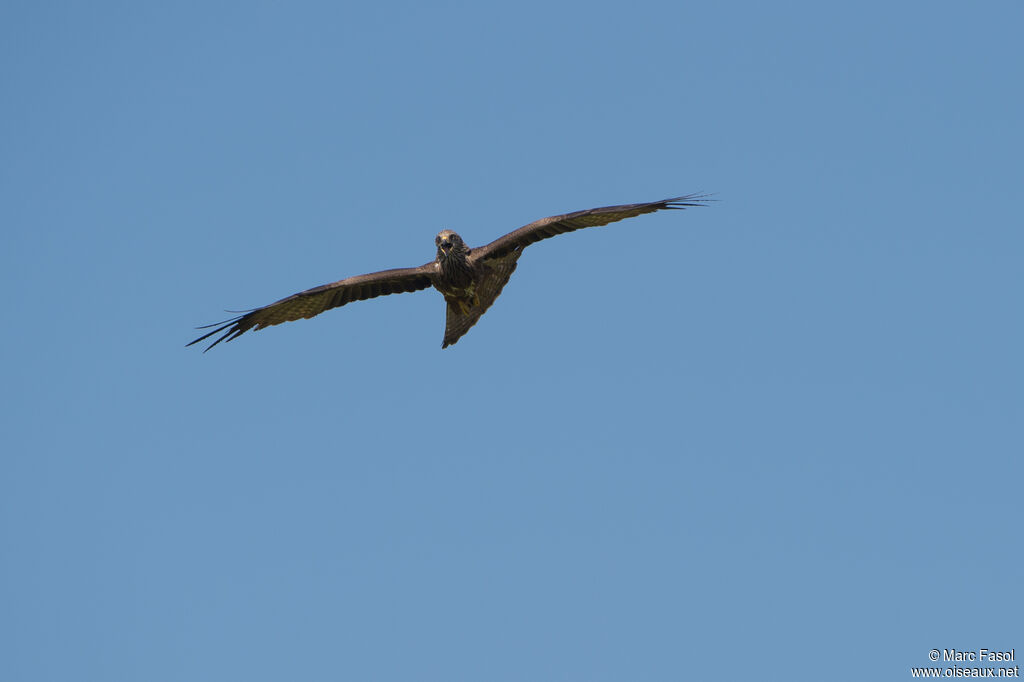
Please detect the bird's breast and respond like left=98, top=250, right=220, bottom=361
left=435, top=255, right=476, bottom=293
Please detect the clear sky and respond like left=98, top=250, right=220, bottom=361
left=2, top=1, right=1021, bottom=680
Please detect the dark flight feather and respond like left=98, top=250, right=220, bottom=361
left=475, top=194, right=711, bottom=261
left=188, top=266, right=433, bottom=351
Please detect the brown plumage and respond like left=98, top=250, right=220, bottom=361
left=188, top=194, right=710, bottom=351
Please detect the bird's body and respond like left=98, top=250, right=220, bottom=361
left=433, top=229, right=479, bottom=307
left=189, top=195, right=709, bottom=351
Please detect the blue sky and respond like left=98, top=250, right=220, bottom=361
left=2, top=1, right=1021, bottom=680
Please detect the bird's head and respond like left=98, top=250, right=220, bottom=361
left=435, top=230, right=467, bottom=260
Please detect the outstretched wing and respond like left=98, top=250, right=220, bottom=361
left=474, top=194, right=711, bottom=261
left=188, top=263, right=435, bottom=351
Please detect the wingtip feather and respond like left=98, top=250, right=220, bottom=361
left=663, top=192, right=716, bottom=209
left=187, top=314, right=248, bottom=352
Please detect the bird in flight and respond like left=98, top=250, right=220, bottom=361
left=189, top=194, right=710, bottom=351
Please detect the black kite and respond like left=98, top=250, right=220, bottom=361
left=189, top=195, right=710, bottom=350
